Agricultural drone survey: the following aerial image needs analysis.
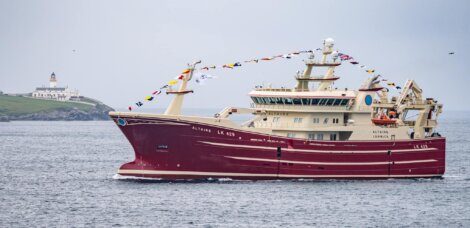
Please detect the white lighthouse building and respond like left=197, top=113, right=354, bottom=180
left=49, top=72, right=58, bottom=88
left=32, top=72, right=80, bottom=101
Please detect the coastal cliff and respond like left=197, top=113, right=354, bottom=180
left=0, top=94, right=114, bottom=121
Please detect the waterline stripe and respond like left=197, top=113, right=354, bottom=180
left=118, top=169, right=441, bottom=178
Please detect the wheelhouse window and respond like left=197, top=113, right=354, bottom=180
left=326, top=99, right=334, bottom=106
left=292, top=98, right=302, bottom=105
left=311, top=99, right=320, bottom=105
left=251, top=97, right=351, bottom=106
left=287, top=133, right=296, bottom=138
left=333, top=99, right=342, bottom=106
left=302, top=98, right=310, bottom=105
left=313, top=117, right=320, bottom=124
left=284, top=98, right=293, bottom=105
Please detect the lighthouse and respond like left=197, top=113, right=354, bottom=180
left=49, top=72, right=57, bottom=88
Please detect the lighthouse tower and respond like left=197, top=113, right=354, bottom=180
left=49, top=72, right=57, bottom=88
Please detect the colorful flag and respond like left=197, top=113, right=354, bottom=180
left=152, top=90, right=162, bottom=95
left=396, top=86, right=402, bottom=89
left=201, top=67, right=209, bottom=71
left=340, top=55, right=353, bottom=60
left=281, top=54, right=292, bottom=59
left=145, top=96, right=154, bottom=101
left=261, top=57, right=273, bottom=61
left=128, top=106, right=132, bottom=111
left=168, top=80, right=178, bottom=86
left=160, top=85, right=169, bottom=89
left=245, top=59, right=259, bottom=63
left=350, top=61, right=359, bottom=65
left=366, top=69, right=375, bottom=74
left=195, top=73, right=216, bottom=85
left=234, top=62, right=242, bottom=67
left=136, top=101, right=143, bottom=107
left=177, top=75, right=185, bottom=80
left=182, top=69, right=191, bottom=74
left=387, top=82, right=396, bottom=86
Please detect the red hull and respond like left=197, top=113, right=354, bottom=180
left=111, top=115, right=445, bottom=180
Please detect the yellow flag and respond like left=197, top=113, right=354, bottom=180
left=168, top=80, right=178, bottom=86
left=366, top=69, right=375, bottom=74
left=387, top=82, right=395, bottom=86
left=182, top=69, right=191, bottom=74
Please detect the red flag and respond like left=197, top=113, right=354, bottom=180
left=128, top=106, right=132, bottom=111
left=177, top=75, right=184, bottom=80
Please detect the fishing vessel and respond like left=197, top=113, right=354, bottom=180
left=110, top=39, right=445, bottom=180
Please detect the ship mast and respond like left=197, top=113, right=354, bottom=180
left=164, top=61, right=201, bottom=116
left=295, top=38, right=340, bottom=92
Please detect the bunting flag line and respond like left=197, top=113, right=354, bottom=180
left=337, top=51, right=404, bottom=90
left=128, top=48, right=334, bottom=111
left=197, top=49, right=319, bottom=72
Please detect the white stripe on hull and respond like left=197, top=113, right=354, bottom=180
left=224, top=156, right=438, bottom=166
left=199, top=141, right=438, bottom=154
left=118, top=169, right=442, bottom=178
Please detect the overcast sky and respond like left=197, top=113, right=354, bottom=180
left=0, top=0, right=469, bottom=112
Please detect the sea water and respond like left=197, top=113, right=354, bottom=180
left=0, top=111, right=469, bottom=227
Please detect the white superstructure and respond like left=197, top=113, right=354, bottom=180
left=163, top=38, right=442, bottom=141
